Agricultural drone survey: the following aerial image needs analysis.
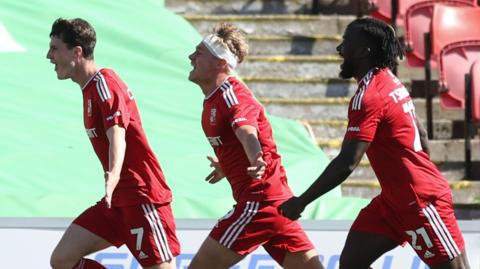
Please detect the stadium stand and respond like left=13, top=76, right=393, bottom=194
left=431, top=5, right=480, bottom=109
left=174, top=0, right=480, bottom=204
left=470, top=59, right=480, bottom=122
left=404, top=0, right=477, bottom=67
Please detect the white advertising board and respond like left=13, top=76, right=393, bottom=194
left=0, top=219, right=478, bottom=269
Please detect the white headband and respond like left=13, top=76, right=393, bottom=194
left=202, top=34, right=238, bottom=70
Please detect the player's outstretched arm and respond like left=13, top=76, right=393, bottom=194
left=105, top=124, right=127, bottom=208
left=279, top=139, right=369, bottom=220
left=235, top=125, right=266, bottom=179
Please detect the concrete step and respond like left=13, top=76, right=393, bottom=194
left=238, top=55, right=425, bottom=82
left=245, top=77, right=358, bottom=98
left=260, top=97, right=464, bottom=121
left=166, top=0, right=313, bottom=15
left=247, top=34, right=341, bottom=55
left=245, top=77, right=417, bottom=98
left=240, top=55, right=341, bottom=79
left=341, top=180, right=480, bottom=205
left=305, top=119, right=458, bottom=140
left=183, top=14, right=355, bottom=36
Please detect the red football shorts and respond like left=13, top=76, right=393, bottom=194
left=351, top=194, right=464, bottom=266
left=209, top=200, right=315, bottom=264
left=73, top=200, right=180, bottom=267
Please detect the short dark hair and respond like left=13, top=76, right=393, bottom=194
left=49, top=18, right=96, bottom=59
left=349, top=18, right=405, bottom=70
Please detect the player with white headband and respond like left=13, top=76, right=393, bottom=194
left=202, top=34, right=239, bottom=70
left=187, top=23, right=325, bottom=269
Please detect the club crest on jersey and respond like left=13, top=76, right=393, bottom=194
left=210, top=108, right=217, bottom=126
left=87, top=99, right=92, bottom=117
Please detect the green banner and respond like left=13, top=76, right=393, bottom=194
left=0, top=0, right=368, bottom=218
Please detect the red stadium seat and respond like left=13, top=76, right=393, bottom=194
left=470, top=59, right=480, bottom=122
left=369, top=0, right=394, bottom=24
left=369, top=0, right=422, bottom=26
left=432, top=6, right=480, bottom=108
left=404, top=0, right=477, bottom=67
left=439, top=42, right=480, bottom=108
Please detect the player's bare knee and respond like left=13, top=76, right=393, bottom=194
left=283, top=250, right=324, bottom=269
left=188, top=254, right=227, bottom=269
left=144, top=259, right=177, bottom=269
left=49, top=251, right=76, bottom=269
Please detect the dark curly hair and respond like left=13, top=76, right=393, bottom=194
left=49, top=18, right=96, bottom=59
left=349, top=17, right=404, bottom=70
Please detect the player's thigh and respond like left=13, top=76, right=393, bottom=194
left=188, top=236, right=244, bottom=269
left=340, top=198, right=400, bottom=269
left=340, top=230, right=398, bottom=269
left=51, top=201, right=122, bottom=267
left=283, top=249, right=324, bottom=269
left=51, top=223, right=112, bottom=265
left=262, top=211, right=319, bottom=267
left=404, top=195, right=465, bottom=267
left=122, top=203, right=180, bottom=268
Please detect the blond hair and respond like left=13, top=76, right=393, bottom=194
left=213, top=23, right=249, bottom=64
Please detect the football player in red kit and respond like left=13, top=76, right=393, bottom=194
left=47, top=18, right=180, bottom=269
left=280, top=18, right=470, bottom=269
left=187, top=23, right=325, bottom=269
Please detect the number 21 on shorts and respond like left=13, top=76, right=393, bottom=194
left=406, top=227, right=433, bottom=250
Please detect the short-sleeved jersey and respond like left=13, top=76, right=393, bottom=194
left=82, top=68, right=171, bottom=207
left=345, top=68, right=451, bottom=209
left=201, top=76, right=293, bottom=203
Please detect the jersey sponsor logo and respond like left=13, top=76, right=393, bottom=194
left=86, top=128, right=98, bottom=138
left=210, top=108, right=217, bottom=126
left=388, top=86, right=410, bottom=104
left=347, top=126, right=360, bottom=132
left=207, top=136, right=223, bottom=147
left=106, top=111, right=121, bottom=121
left=87, top=99, right=92, bottom=117
left=231, top=117, right=247, bottom=127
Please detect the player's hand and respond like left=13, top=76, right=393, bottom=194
left=205, top=155, right=225, bottom=184
left=104, top=171, right=118, bottom=208
left=247, top=151, right=266, bottom=179
left=278, top=196, right=305, bottom=220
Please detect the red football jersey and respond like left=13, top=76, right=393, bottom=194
left=201, top=76, right=293, bottom=202
left=82, top=68, right=171, bottom=207
left=345, top=68, right=450, bottom=208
